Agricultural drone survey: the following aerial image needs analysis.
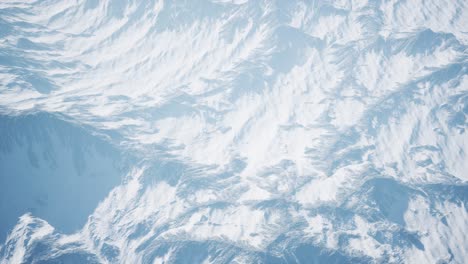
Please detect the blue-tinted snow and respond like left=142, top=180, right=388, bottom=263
left=0, top=0, right=467, bottom=263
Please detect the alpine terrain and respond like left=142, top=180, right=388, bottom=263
left=0, top=0, right=467, bottom=263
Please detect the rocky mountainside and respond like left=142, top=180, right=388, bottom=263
left=0, top=0, right=467, bottom=263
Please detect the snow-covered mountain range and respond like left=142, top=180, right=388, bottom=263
left=0, top=0, right=467, bottom=263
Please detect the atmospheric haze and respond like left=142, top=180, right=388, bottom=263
left=0, top=0, right=467, bottom=263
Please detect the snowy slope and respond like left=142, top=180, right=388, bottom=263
left=0, top=112, right=129, bottom=243
left=0, top=0, right=467, bottom=263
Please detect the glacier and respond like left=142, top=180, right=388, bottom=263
left=0, top=0, right=467, bottom=263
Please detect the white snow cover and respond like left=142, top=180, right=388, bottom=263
left=0, top=0, right=467, bottom=263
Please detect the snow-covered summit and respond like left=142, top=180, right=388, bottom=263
left=0, top=0, right=467, bottom=263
